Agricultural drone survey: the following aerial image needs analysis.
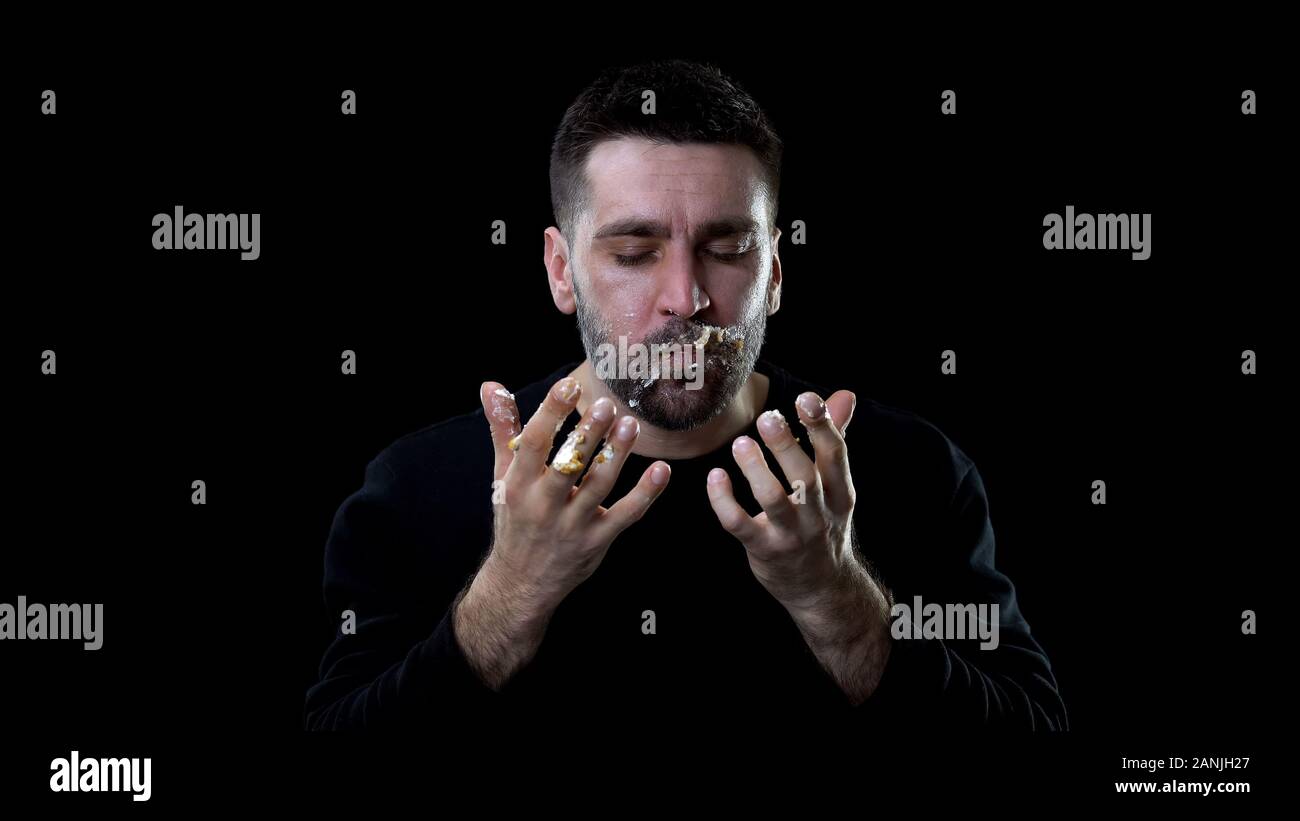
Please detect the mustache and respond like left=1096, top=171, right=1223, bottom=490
left=643, top=317, right=742, bottom=349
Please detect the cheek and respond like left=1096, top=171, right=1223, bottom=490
left=585, top=272, right=657, bottom=329
left=709, top=269, right=768, bottom=324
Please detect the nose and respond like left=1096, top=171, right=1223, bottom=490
left=653, top=243, right=711, bottom=320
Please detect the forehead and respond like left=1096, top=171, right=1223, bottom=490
left=582, top=137, right=767, bottom=231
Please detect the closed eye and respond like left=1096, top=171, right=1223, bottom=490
left=706, top=248, right=754, bottom=263
left=613, top=247, right=755, bottom=267
left=613, top=252, right=654, bottom=267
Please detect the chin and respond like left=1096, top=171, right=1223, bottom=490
left=633, top=379, right=732, bottom=431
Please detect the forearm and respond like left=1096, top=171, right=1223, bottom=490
left=785, top=557, right=894, bottom=706
left=453, top=551, right=559, bottom=691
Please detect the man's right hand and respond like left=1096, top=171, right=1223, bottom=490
left=452, top=376, right=671, bottom=690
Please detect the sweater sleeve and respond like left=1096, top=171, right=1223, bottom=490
left=304, top=452, right=499, bottom=730
left=855, top=461, right=1069, bottom=730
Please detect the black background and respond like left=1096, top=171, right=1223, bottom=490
left=1, top=31, right=1287, bottom=807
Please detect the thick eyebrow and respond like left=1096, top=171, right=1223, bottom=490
left=592, top=219, right=670, bottom=240
left=592, top=217, right=759, bottom=241
left=696, top=218, right=759, bottom=241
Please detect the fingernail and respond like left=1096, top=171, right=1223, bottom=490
left=489, top=386, right=518, bottom=427
left=616, top=415, right=639, bottom=440
left=553, top=377, right=581, bottom=403
left=708, top=468, right=727, bottom=485
left=733, top=436, right=757, bottom=454
left=757, top=409, right=786, bottom=436
left=650, top=462, right=671, bottom=486
left=797, top=392, right=825, bottom=420
left=591, top=397, right=615, bottom=422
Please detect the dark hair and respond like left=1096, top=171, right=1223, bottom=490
left=549, top=59, right=783, bottom=242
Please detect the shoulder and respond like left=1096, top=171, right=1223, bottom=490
left=855, top=397, right=975, bottom=487
left=762, top=360, right=975, bottom=503
left=365, top=363, right=576, bottom=499
left=326, top=365, right=576, bottom=579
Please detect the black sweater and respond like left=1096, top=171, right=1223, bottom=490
left=305, top=360, right=1067, bottom=732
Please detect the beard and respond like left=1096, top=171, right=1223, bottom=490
left=574, top=277, right=767, bottom=432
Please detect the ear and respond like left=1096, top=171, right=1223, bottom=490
left=544, top=227, right=577, bottom=314
left=766, top=227, right=783, bottom=316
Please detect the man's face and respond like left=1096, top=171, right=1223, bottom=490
left=561, top=137, right=780, bottom=431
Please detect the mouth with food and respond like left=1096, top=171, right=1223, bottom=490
left=654, top=322, right=745, bottom=380
left=615, top=321, right=745, bottom=411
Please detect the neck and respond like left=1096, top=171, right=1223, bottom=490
left=569, top=360, right=770, bottom=460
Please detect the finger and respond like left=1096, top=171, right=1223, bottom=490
left=705, top=467, right=762, bottom=543
left=570, top=412, right=641, bottom=516
left=825, top=390, right=857, bottom=437
left=509, top=376, right=582, bottom=480
left=480, top=382, right=521, bottom=482
left=539, top=396, right=619, bottom=498
left=590, top=460, right=671, bottom=543
left=755, top=409, right=820, bottom=510
left=795, top=391, right=856, bottom=513
left=730, top=435, right=799, bottom=529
